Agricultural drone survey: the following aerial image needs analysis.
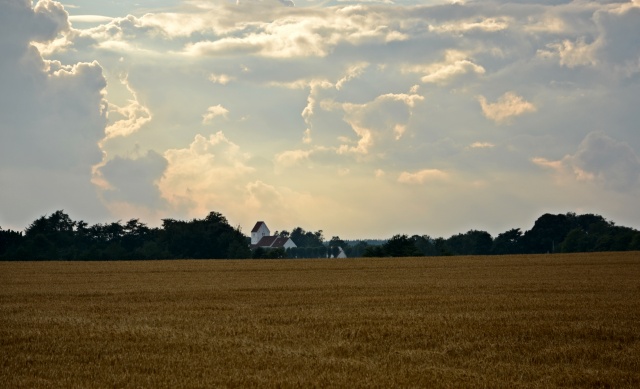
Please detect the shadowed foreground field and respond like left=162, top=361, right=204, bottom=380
left=1, top=253, right=639, bottom=388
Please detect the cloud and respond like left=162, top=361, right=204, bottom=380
left=467, top=142, right=495, bottom=149
left=202, top=105, right=230, bottom=124
left=240, top=179, right=358, bottom=235
left=158, top=132, right=254, bottom=216
left=209, top=73, right=235, bottom=85
left=477, top=92, right=537, bottom=124
left=103, top=76, right=152, bottom=140
left=68, top=15, right=114, bottom=24
left=237, top=0, right=295, bottom=6
left=404, top=50, right=485, bottom=85
left=243, top=180, right=288, bottom=216
left=538, top=38, right=597, bottom=68
left=593, top=2, right=640, bottom=67
left=156, top=133, right=341, bottom=230
left=13, top=1, right=70, bottom=55
left=5, top=0, right=640, bottom=236
left=302, top=128, right=312, bottom=144
left=533, top=2, right=640, bottom=74
left=273, top=146, right=337, bottom=172
left=428, top=17, right=510, bottom=35
left=184, top=31, right=327, bottom=58
left=181, top=5, right=409, bottom=58
left=533, top=132, right=640, bottom=192
left=274, top=149, right=313, bottom=168
left=301, top=80, right=334, bottom=143
left=398, top=169, right=449, bottom=184
left=0, top=0, right=109, bottom=227
left=335, top=62, right=369, bottom=90
left=323, top=92, right=424, bottom=155
left=98, top=150, right=168, bottom=211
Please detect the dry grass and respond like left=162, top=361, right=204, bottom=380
left=1, top=252, right=639, bottom=388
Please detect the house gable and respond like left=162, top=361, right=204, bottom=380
left=251, top=221, right=270, bottom=245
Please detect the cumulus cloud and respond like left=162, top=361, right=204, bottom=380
left=533, top=1, right=640, bottom=74
left=404, top=50, right=485, bottom=85
left=181, top=5, right=408, bottom=58
left=273, top=146, right=337, bottom=172
left=208, top=73, right=235, bottom=85
left=98, top=151, right=168, bottom=214
left=336, top=62, right=369, bottom=90
left=593, top=1, right=640, bottom=68
left=0, top=0, right=109, bottom=227
left=202, top=105, right=230, bottom=124
left=533, top=132, right=640, bottom=192
left=301, top=79, right=333, bottom=144
left=69, top=15, right=114, bottom=24
left=323, top=92, right=424, bottom=155
left=184, top=31, right=326, bottom=58
left=240, top=179, right=360, bottom=236
left=538, top=38, right=598, bottom=68
left=398, top=169, right=449, bottom=184
left=477, top=92, right=537, bottom=124
left=274, top=149, right=313, bottom=168
left=103, top=77, right=151, bottom=140
left=243, top=180, right=288, bottom=216
left=428, top=17, right=510, bottom=35
left=158, top=132, right=254, bottom=216
left=0, top=0, right=69, bottom=49
left=156, top=132, right=338, bottom=229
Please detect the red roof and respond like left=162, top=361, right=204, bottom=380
left=251, top=221, right=266, bottom=233
left=253, top=236, right=295, bottom=248
left=272, top=237, right=291, bottom=248
left=256, top=236, right=277, bottom=247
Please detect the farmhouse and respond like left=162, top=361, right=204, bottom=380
left=250, top=221, right=297, bottom=250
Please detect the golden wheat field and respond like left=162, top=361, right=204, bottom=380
left=1, top=252, right=639, bottom=388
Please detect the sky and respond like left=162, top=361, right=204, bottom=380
left=1, top=0, right=639, bottom=239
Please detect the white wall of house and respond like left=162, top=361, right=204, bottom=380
left=328, top=246, right=347, bottom=258
left=282, top=238, right=297, bottom=249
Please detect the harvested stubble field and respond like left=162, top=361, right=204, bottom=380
left=1, top=253, right=639, bottom=388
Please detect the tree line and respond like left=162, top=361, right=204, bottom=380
left=1, top=211, right=639, bottom=260
left=0, top=211, right=251, bottom=260
left=356, top=213, right=640, bottom=257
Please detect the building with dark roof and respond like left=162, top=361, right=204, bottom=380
left=249, top=221, right=297, bottom=250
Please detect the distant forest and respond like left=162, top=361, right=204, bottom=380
left=1, top=210, right=639, bottom=261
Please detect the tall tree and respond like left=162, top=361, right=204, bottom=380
left=446, top=230, right=493, bottom=255
left=412, top=235, right=438, bottom=256
left=521, top=213, right=573, bottom=253
left=383, top=234, right=422, bottom=257
left=24, top=210, right=77, bottom=259
left=290, top=227, right=324, bottom=248
left=492, top=228, right=522, bottom=255
left=0, top=228, right=23, bottom=260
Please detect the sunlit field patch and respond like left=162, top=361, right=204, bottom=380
left=1, top=253, right=639, bottom=388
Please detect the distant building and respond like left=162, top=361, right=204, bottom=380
left=250, top=221, right=297, bottom=250
left=251, top=221, right=270, bottom=245
left=331, top=246, right=347, bottom=258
